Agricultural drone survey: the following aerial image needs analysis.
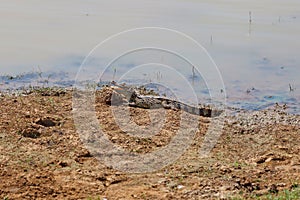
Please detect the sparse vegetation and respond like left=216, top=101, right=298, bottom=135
left=232, top=186, right=300, bottom=200
left=0, top=83, right=299, bottom=199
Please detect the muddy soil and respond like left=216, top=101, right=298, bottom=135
left=0, top=88, right=299, bottom=199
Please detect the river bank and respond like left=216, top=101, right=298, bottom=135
left=0, top=87, right=299, bottom=199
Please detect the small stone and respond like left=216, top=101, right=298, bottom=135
left=158, top=178, right=166, bottom=184
left=265, top=157, right=273, bottom=163
left=269, top=184, right=279, bottom=194
left=177, top=185, right=184, bottom=189
left=220, top=165, right=232, bottom=173
left=277, top=146, right=288, bottom=150
left=111, top=136, right=118, bottom=141
left=21, top=128, right=41, bottom=139
left=277, top=183, right=286, bottom=187
left=256, top=156, right=267, bottom=164
left=25, top=112, right=30, bottom=118
left=58, top=161, right=68, bottom=167
left=35, top=118, right=56, bottom=127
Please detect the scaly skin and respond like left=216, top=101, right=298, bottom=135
left=109, top=82, right=222, bottom=118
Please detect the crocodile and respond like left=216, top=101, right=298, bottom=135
left=106, top=82, right=222, bottom=118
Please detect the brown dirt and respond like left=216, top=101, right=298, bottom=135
left=0, top=88, right=299, bottom=199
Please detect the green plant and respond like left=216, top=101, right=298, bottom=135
left=262, top=187, right=300, bottom=200
left=233, top=161, right=240, bottom=168
left=291, top=182, right=299, bottom=189
left=48, top=97, right=55, bottom=108
left=230, top=186, right=300, bottom=200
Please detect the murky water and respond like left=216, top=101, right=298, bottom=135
left=0, top=0, right=299, bottom=114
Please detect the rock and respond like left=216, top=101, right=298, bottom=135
left=58, top=161, right=68, bottom=168
left=25, top=111, right=31, bottom=118
left=269, top=184, right=279, bottom=194
left=276, top=183, right=286, bottom=187
left=265, top=157, right=273, bottom=163
left=35, top=117, right=56, bottom=127
left=177, top=185, right=185, bottom=190
left=220, top=165, right=232, bottom=173
left=21, top=128, right=41, bottom=139
left=276, top=145, right=288, bottom=150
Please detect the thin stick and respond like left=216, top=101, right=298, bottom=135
left=112, top=67, right=117, bottom=82
left=192, top=65, right=195, bottom=86
left=289, top=83, right=294, bottom=92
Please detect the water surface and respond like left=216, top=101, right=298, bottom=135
left=1, top=0, right=299, bottom=113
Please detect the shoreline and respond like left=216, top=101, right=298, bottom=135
left=1, top=70, right=299, bottom=115
left=0, top=87, right=299, bottom=199
left=0, top=85, right=299, bottom=117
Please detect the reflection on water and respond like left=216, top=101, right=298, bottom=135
left=0, top=0, right=299, bottom=114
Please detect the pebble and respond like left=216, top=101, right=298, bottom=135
left=177, top=185, right=184, bottom=189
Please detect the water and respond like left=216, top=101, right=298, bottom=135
left=0, top=0, right=299, bottom=114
